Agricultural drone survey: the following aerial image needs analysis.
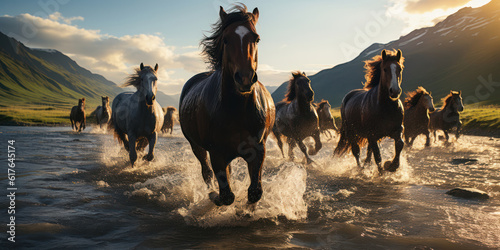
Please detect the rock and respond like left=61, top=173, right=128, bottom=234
left=451, top=158, right=478, bottom=165
left=446, top=188, right=489, bottom=200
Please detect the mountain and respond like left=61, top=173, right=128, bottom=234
left=272, top=0, right=500, bottom=107
left=0, top=31, right=178, bottom=111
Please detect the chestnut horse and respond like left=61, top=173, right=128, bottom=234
left=179, top=5, right=275, bottom=206
left=272, top=71, right=322, bottom=164
left=95, top=96, right=111, bottom=129
left=429, top=90, right=464, bottom=142
left=70, top=98, right=86, bottom=132
left=403, top=87, right=435, bottom=147
left=334, top=49, right=405, bottom=173
left=110, top=63, right=164, bottom=166
left=315, top=99, right=338, bottom=140
left=161, top=106, right=177, bottom=134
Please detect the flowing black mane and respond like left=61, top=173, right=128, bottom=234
left=200, top=4, right=257, bottom=71
left=283, top=71, right=307, bottom=103
left=363, top=49, right=404, bottom=90
left=404, top=86, right=429, bottom=109
left=123, top=66, right=157, bottom=89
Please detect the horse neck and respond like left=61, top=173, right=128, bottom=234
left=296, top=96, right=313, bottom=112
left=414, top=98, right=429, bottom=114
left=134, top=89, right=156, bottom=114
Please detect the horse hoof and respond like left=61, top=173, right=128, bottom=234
left=210, top=191, right=235, bottom=206
left=383, top=161, right=399, bottom=172
left=248, top=187, right=263, bottom=204
left=143, top=154, right=154, bottom=161
left=307, top=148, right=317, bottom=156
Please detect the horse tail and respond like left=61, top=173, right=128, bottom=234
left=333, top=125, right=349, bottom=156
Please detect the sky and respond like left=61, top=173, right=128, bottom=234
left=0, top=0, right=491, bottom=95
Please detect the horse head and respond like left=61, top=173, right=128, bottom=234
left=451, top=90, right=464, bottom=112
left=294, top=71, right=314, bottom=102
left=380, top=49, right=403, bottom=101
left=78, top=98, right=85, bottom=112
left=101, top=96, right=110, bottom=107
left=219, top=6, right=260, bottom=93
left=139, top=63, right=159, bottom=107
left=423, top=92, right=435, bottom=112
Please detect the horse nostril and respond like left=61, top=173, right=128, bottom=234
left=234, top=72, right=243, bottom=84
left=152, top=95, right=156, bottom=101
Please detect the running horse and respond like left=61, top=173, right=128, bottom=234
left=403, top=87, right=435, bottom=147
left=70, top=98, right=86, bottom=132
left=334, top=49, right=405, bottom=173
left=429, top=90, right=464, bottom=143
left=179, top=5, right=275, bottom=206
left=315, top=99, right=338, bottom=140
left=95, top=96, right=111, bottom=129
left=272, top=71, right=322, bottom=164
left=110, top=63, right=164, bottom=166
left=161, top=106, right=177, bottom=134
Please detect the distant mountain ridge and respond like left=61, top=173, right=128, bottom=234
left=272, top=0, right=500, bottom=107
left=0, top=31, right=177, bottom=110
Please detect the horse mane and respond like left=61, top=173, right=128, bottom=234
left=441, top=91, right=460, bottom=110
left=404, top=86, right=429, bottom=109
left=282, top=71, right=306, bottom=103
left=316, top=99, right=329, bottom=110
left=200, top=4, right=257, bottom=71
left=123, top=66, right=157, bottom=88
left=166, top=106, right=177, bottom=112
left=363, top=49, right=404, bottom=90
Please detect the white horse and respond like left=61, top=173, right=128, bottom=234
left=110, top=63, right=164, bottom=165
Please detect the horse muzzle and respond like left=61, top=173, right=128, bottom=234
left=389, top=87, right=401, bottom=101
left=234, top=71, right=258, bottom=93
left=146, top=94, right=156, bottom=107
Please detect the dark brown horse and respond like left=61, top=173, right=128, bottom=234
left=315, top=99, right=338, bottom=140
left=403, top=87, right=435, bottom=147
left=429, top=90, right=464, bottom=142
left=161, top=106, right=177, bottom=134
left=179, top=5, right=275, bottom=206
left=70, top=98, right=86, bottom=132
left=272, top=71, right=322, bottom=164
left=334, top=49, right=405, bottom=173
left=95, top=96, right=111, bottom=128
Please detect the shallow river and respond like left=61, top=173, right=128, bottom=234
left=0, top=126, right=499, bottom=249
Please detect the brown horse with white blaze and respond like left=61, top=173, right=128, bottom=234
left=334, top=49, right=405, bottom=173
left=179, top=5, right=275, bottom=206
left=403, top=87, right=435, bottom=147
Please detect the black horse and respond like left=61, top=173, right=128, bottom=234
left=334, top=49, right=405, bottom=173
left=70, top=98, right=86, bottom=132
left=272, top=71, right=322, bottom=164
left=179, top=5, right=275, bottom=206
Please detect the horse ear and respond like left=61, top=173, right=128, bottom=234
left=252, top=7, right=259, bottom=23
left=140, top=63, right=144, bottom=71
left=219, top=6, right=227, bottom=21
left=82, top=98, right=85, bottom=102
left=459, top=90, right=462, bottom=95
left=154, top=63, right=158, bottom=72
left=381, top=50, right=387, bottom=61
left=302, top=71, right=306, bottom=76
left=396, top=49, right=402, bottom=62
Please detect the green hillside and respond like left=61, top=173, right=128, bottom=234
left=272, top=0, right=500, bottom=107
left=0, top=31, right=178, bottom=125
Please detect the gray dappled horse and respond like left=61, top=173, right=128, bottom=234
left=110, top=63, right=164, bottom=166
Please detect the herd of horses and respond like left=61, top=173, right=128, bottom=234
left=68, top=5, right=464, bottom=206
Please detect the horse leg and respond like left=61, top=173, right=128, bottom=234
left=444, top=131, right=450, bottom=142
left=190, top=143, right=214, bottom=191
left=170, top=125, right=173, bottom=135
left=128, top=135, right=138, bottom=166
left=351, top=141, right=362, bottom=168
left=297, top=139, right=313, bottom=164
left=383, top=129, right=404, bottom=172
left=70, top=118, right=75, bottom=131
left=209, top=152, right=234, bottom=206
left=409, top=136, right=415, bottom=147
left=272, top=129, right=285, bottom=158
left=364, top=145, right=373, bottom=167
left=244, top=143, right=266, bottom=204
left=143, top=132, right=157, bottom=161
left=308, top=129, right=322, bottom=156
left=367, top=139, right=383, bottom=173
left=287, top=137, right=296, bottom=160
left=425, top=131, right=431, bottom=147
left=456, top=121, right=462, bottom=140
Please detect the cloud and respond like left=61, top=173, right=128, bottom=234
left=0, top=13, right=205, bottom=94
left=387, top=0, right=491, bottom=34
left=403, top=0, right=471, bottom=14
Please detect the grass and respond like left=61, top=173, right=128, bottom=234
left=0, top=105, right=97, bottom=126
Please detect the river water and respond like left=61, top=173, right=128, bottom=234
left=0, top=125, right=499, bottom=249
